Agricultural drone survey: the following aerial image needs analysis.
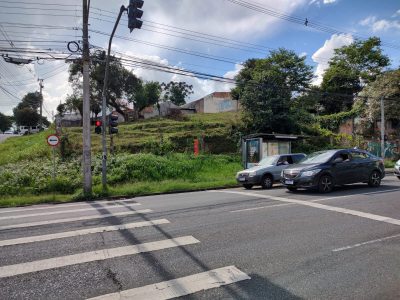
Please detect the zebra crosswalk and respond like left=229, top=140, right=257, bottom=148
left=0, top=198, right=250, bottom=299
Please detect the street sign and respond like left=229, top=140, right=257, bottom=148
left=47, top=135, right=60, bottom=147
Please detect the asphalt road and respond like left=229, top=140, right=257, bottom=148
left=0, top=133, right=18, bottom=143
left=0, top=176, right=400, bottom=299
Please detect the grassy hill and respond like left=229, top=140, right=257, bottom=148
left=0, top=112, right=243, bottom=206
left=0, top=112, right=242, bottom=166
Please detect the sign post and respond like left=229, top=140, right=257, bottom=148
left=47, top=135, right=60, bottom=199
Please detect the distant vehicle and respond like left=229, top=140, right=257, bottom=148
left=395, top=159, right=400, bottom=180
left=3, top=130, right=14, bottom=134
left=281, top=149, right=385, bottom=193
left=236, top=153, right=306, bottom=189
left=19, top=126, right=40, bottom=135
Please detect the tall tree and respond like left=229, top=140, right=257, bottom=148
left=232, top=48, right=313, bottom=134
left=13, top=92, right=42, bottom=127
left=358, top=70, right=400, bottom=123
left=320, top=37, right=390, bottom=114
left=0, top=112, right=12, bottom=132
left=161, top=81, right=193, bottom=106
left=68, top=51, right=142, bottom=120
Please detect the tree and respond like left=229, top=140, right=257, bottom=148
left=68, top=51, right=142, bottom=120
left=65, top=94, right=83, bottom=117
left=14, top=107, right=40, bottom=127
left=232, top=48, right=314, bottom=134
left=13, top=92, right=42, bottom=127
left=320, top=37, right=390, bottom=114
left=161, top=81, right=193, bottom=106
left=358, top=70, right=400, bottom=124
left=127, top=81, right=160, bottom=113
left=0, top=112, right=12, bottom=132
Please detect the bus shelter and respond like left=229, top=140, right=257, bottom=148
left=242, top=133, right=302, bottom=168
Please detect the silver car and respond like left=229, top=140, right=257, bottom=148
left=236, top=153, right=306, bottom=189
left=395, top=159, right=400, bottom=180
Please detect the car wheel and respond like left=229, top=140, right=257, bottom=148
left=397, top=176, right=400, bottom=180
left=318, top=175, right=333, bottom=193
left=368, top=170, right=381, bottom=187
left=261, top=175, right=273, bottom=189
left=243, top=184, right=253, bottom=190
left=287, top=187, right=297, bottom=192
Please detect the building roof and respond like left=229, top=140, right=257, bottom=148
left=243, top=133, right=305, bottom=141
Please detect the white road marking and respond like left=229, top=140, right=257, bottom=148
left=215, top=190, right=400, bottom=226
left=0, top=210, right=152, bottom=231
left=313, top=188, right=400, bottom=202
left=87, top=265, right=250, bottom=300
left=332, top=233, right=400, bottom=252
left=0, top=198, right=139, bottom=215
left=0, top=203, right=141, bottom=221
left=0, top=236, right=200, bottom=278
left=230, top=203, right=293, bottom=213
left=0, top=219, right=170, bottom=247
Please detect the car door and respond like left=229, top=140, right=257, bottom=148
left=271, top=155, right=293, bottom=180
left=331, top=151, right=357, bottom=184
left=351, top=150, right=373, bottom=182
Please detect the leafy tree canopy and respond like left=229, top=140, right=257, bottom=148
left=232, top=48, right=314, bottom=134
left=0, top=112, right=12, bottom=132
left=358, top=70, right=400, bottom=122
left=320, top=37, right=390, bottom=114
left=161, top=81, right=193, bottom=106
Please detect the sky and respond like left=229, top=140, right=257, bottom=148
left=0, top=0, right=399, bottom=120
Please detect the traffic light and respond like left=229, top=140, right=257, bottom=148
left=95, top=120, right=102, bottom=134
left=128, top=0, right=144, bottom=32
left=109, top=114, right=119, bottom=134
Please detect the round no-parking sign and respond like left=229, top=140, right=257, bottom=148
left=47, top=135, right=60, bottom=147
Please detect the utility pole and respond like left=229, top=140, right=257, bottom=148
left=82, top=0, right=92, bottom=195
left=38, top=79, right=44, bottom=129
left=380, top=96, right=385, bottom=159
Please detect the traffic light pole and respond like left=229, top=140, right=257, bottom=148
left=101, top=5, right=127, bottom=190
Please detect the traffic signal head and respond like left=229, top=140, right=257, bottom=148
left=95, top=120, right=102, bottom=134
left=109, top=114, right=119, bottom=134
left=128, top=0, right=144, bottom=32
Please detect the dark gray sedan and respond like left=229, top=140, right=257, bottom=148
left=281, top=149, right=385, bottom=193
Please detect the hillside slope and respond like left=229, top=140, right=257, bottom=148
left=0, top=112, right=242, bottom=166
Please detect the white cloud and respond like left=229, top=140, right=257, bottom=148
left=359, top=16, right=400, bottom=32
left=311, top=33, right=353, bottom=85
left=393, top=9, right=400, bottom=18
left=223, top=64, right=244, bottom=79
left=309, top=0, right=337, bottom=5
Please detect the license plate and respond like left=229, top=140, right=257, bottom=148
left=238, top=177, right=246, bottom=182
left=285, top=180, right=294, bottom=185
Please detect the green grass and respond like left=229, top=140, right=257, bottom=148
left=384, top=160, right=396, bottom=168
left=0, top=153, right=242, bottom=207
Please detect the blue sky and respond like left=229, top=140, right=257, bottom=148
left=0, top=0, right=399, bottom=118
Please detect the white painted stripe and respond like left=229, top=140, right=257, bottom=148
left=0, top=236, right=199, bottom=278
left=230, top=203, right=293, bottom=213
left=214, top=190, right=400, bottom=226
left=312, top=188, right=400, bottom=202
left=0, top=210, right=152, bottom=231
left=332, top=233, right=400, bottom=252
left=0, top=219, right=170, bottom=247
left=0, top=203, right=141, bottom=221
left=0, top=198, right=139, bottom=215
left=88, top=265, right=250, bottom=300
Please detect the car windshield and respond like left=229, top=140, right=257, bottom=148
left=258, top=156, right=279, bottom=166
left=299, top=151, right=335, bottom=164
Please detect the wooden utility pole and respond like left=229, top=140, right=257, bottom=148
left=82, top=0, right=92, bottom=195
left=38, top=79, right=44, bottom=129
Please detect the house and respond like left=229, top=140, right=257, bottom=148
left=140, top=101, right=180, bottom=119
left=181, top=92, right=240, bottom=113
